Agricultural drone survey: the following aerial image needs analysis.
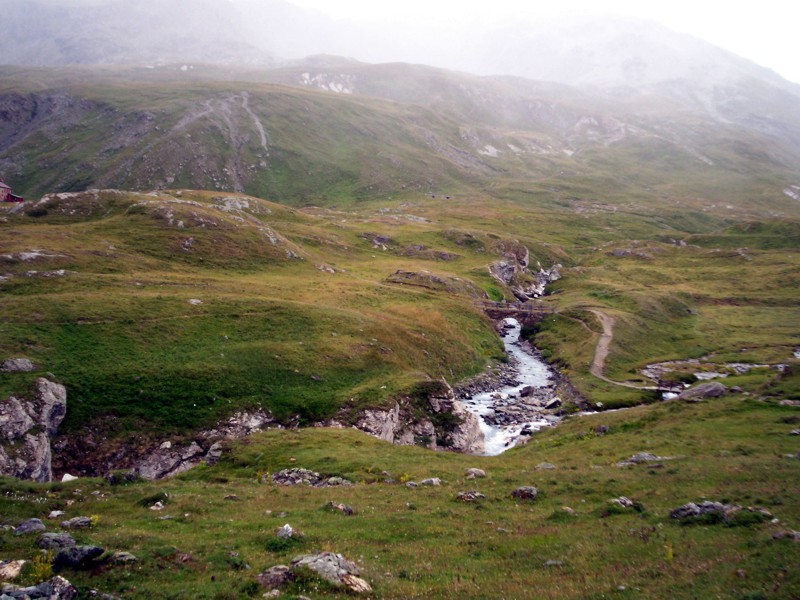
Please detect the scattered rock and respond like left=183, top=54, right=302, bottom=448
left=616, top=452, right=670, bottom=467
left=790, top=430, right=800, bottom=436
left=276, top=524, right=295, bottom=539
left=0, top=560, right=26, bottom=581
left=772, top=530, right=800, bottom=541
left=519, top=386, right=534, bottom=397
left=257, top=565, right=292, bottom=590
left=545, top=397, right=562, bottom=410
left=511, top=486, right=538, bottom=501
left=290, top=552, right=372, bottom=594
left=269, top=468, right=352, bottom=488
left=535, top=462, right=556, bottom=470
left=14, top=518, right=46, bottom=536
left=61, top=474, right=78, bottom=482
left=594, top=425, right=609, bottom=436
left=149, top=502, right=165, bottom=511
left=779, top=400, right=800, bottom=407
left=456, top=490, right=486, bottom=503
left=0, top=358, right=35, bottom=372
left=560, top=506, right=577, bottom=516
left=111, top=552, right=138, bottom=564
left=223, top=494, right=239, bottom=501
left=670, top=501, right=772, bottom=525
left=611, top=497, right=635, bottom=509
left=323, top=502, right=354, bottom=516
left=465, top=468, right=486, bottom=479
left=60, top=516, right=92, bottom=530
left=53, top=545, right=105, bottom=570
left=676, top=382, right=727, bottom=402
left=419, top=478, right=442, bottom=487
left=0, top=575, right=77, bottom=599
left=38, top=533, right=77, bottom=551
left=47, top=511, right=66, bottom=519
left=544, top=560, right=564, bottom=568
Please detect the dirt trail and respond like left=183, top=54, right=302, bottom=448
left=589, top=309, right=615, bottom=378
left=587, top=308, right=658, bottom=390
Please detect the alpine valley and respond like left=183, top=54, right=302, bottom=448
left=0, top=3, right=798, bottom=598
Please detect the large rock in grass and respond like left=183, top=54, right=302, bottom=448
left=0, top=378, right=67, bottom=482
left=52, top=545, right=105, bottom=571
left=14, top=518, right=46, bottom=536
left=676, top=382, right=727, bottom=402
left=0, top=358, right=35, bottom=373
left=290, top=552, right=372, bottom=594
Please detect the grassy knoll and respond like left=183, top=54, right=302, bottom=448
left=0, top=394, right=798, bottom=598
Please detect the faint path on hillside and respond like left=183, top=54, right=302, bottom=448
left=241, top=91, right=270, bottom=155
left=585, top=308, right=658, bottom=391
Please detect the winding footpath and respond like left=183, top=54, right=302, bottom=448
left=587, top=308, right=658, bottom=391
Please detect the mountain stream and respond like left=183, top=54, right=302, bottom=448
left=462, top=318, right=560, bottom=455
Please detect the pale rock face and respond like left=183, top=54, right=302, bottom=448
left=0, top=378, right=67, bottom=482
left=0, top=397, right=36, bottom=441
left=355, top=381, right=485, bottom=454
left=35, top=378, right=67, bottom=435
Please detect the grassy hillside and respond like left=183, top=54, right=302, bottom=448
left=3, top=65, right=800, bottom=219
left=1, top=395, right=798, bottom=598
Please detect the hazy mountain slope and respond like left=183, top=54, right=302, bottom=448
left=3, top=64, right=798, bottom=221
left=0, top=0, right=269, bottom=65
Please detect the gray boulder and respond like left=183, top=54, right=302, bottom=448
left=14, top=518, right=46, bottom=536
left=257, top=565, right=292, bottom=590
left=465, top=468, right=486, bottom=479
left=511, top=486, right=538, bottom=501
left=0, top=358, right=35, bottom=373
left=111, top=552, right=137, bottom=565
left=52, top=545, right=105, bottom=571
left=456, top=490, right=486, bottom=503
left=290, top=552, right=372, bottom=594
left=38, top=533, right=77, bottom=551
left=60, top=517, right=92, bottom=530
left=677, top=382, right=727, bottom=402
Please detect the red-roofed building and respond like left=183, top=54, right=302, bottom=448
left=0, top=180, right=24, bottom=202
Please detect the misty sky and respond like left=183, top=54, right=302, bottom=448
left=290, top=0, right=800, bottom=83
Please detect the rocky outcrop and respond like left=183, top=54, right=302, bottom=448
left=291, top=553, right=372, bottom=594
left=133, top=442, right=205, bottom=480
left=386, top=270, right=485, bottom=298
left=355, top=380, right=485, bottom=454
left=0, top=378, right=67, bottom=482
left=258, top=553, right=372, bottom=595
left=130, top=409, right=277, bottom=480
left=1, top=575, right=77, bottom=599
left=488, top=241, right=561, bottom=301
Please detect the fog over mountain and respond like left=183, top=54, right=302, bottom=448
left=3, top=0, right=797, bottom=90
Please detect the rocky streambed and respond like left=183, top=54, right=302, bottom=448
left=457, top=318, right=562, bottom=455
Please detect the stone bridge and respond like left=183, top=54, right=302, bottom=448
left=476, top=300, right=555, bottom=327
